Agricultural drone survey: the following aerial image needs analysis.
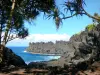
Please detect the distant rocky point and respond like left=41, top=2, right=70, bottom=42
left=26, top=41, right=71, bottom=55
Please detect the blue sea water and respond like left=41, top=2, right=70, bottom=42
left=8, top=47, right=60, bottom=64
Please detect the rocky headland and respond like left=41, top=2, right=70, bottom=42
left=0, top=24, right=100, bottom=75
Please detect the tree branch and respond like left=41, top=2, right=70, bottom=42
left=82, top=8, right=100, bottom=21
left=8, top=35, right=18, bottom=42
left=61, top=13, right=77, bottom=19
left=6, top=31, right=11, bottom=44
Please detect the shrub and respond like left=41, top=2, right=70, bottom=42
left=85, top=24, right=96, bottom=31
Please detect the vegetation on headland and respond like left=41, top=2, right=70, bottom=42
left=85, top=24, right=96, bottom=31
left=73, top=31, right=83, bottom=36
left=73, top=12, right=100, bottom=36
left=74, top=23, right=96, bottom=36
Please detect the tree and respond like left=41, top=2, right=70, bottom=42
left=63, top=0, right=100, bottom=21
left=46, top=0, right=100, bottom=28
left=0, top=0, right=56, bottom=64
left=0, top=0, right=56, bottom=46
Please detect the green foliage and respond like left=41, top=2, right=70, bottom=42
left=64, top=0, right=85, bottom=16
left=50, top=59, right=57, bottom=61
left=76, top=32, right=81, bottom=35
left=74, top=24, right=96, bottom=36
left=0, top=0, right=56, bottom=45
left=93, top=13, right=100, bottom=24
left=85, top=24, right=96, bottom=31
left=73, top=23, right=96, bottom=37
left=73, top=31, right=83, bottom=36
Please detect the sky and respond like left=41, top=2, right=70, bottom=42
left=6, top=0, right=100, bottom=47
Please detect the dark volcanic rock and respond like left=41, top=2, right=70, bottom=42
left=70, top=31, right=88, bottom=43
left=0, top=46, right=26, bottom=69
left=46, top=24, right=100, bottom=68
left=27, top=62, right=47, bottom=69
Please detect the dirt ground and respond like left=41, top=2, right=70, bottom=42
left=0, top=62, right=100, bottom=75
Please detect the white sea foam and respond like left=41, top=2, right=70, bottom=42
left=25, top=56, right=61, bottom=64
left=44, top=56, right=61, bottom=61
left=23, top=50, right=27, bottom=52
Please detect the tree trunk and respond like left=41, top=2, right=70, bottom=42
left=0, top=25, right=3, bottom=64
left=0, top=23, right=2, bottom=45
left=2, top=0, right=16, bottom=46
left=0, top=0, right=16, bottom=65
left=0, top=45, right=4, bottom=65
left=0, top=31, right=1, bottom=45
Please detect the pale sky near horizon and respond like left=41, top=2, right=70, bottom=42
left=6, top=0, right=100, bottom=47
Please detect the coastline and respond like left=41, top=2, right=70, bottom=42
left=24, top=50, right=61, bottom=56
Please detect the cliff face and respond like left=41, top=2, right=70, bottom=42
left=47, top=24, right=100, bottom=67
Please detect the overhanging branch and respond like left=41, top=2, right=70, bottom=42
left=61, top=13, right=77, bottom=19
left=82, top=8, right=100, bottom=21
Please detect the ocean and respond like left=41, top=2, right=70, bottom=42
left=8, top=47, right=60, bottom=64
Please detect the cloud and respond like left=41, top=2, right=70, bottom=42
left=6, top=34, right=71, bottom=46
